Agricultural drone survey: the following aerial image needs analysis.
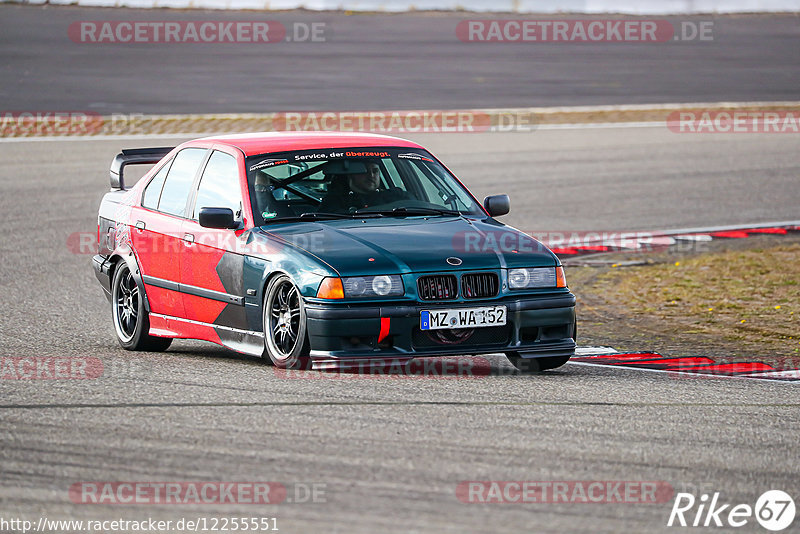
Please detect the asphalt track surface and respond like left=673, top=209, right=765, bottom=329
left=1, top=6, right=799, bottom=113
left=1, top=129, right=799, bottom=533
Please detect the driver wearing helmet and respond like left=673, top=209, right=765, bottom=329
left=318, top=160, right=406, bottom=213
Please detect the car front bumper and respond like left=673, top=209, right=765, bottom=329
left=304, top=292, right=576, bottom=363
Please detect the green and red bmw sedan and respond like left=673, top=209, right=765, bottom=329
left=93, top=132, right=576, bottom=371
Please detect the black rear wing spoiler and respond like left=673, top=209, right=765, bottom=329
left=110, top=147, right=174, bottom=190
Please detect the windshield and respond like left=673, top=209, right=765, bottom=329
left=245, top=147, right=484, bottom=225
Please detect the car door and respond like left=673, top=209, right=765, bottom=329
left=179, top=148, right=251, bottom=332
left=132, top=147, right=208, bottom=319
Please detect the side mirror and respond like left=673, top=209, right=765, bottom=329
left=199, top=207, right=238, bottom=229
left=483, top=195, right=510, bottom=217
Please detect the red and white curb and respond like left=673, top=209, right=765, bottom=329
left=573, top=346, right=800, bottom=382
left=547, top=221, right=800, bottom=258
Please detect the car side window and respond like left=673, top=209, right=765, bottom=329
left=157, top=148, right=207, bottom=217
left=193, top=151, right=242, bottom=220
left=380, top=159, right=404, bottom=188
left=141, top=158, right=172, bottom=209
left=397, top=159, right=472, bottom=210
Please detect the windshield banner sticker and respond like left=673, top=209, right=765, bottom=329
left=250, top=158, right=289, bottom=172
left=291, top=150, right=391, bottom=162
left=397, top=153, right=434, bottom=162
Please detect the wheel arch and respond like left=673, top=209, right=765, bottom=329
left=258, top=263, right=328, bottom=304
left=109, top=251, right=152, bottom=313
left=261, top=269, right=293, bottom=297
left=248, top=255, right=332, bottom=335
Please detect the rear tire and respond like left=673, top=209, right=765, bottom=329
left=111, top=261, right=172, bottom=352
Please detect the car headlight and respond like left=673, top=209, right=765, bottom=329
left=342, top=275, right=404, bottom=298
left=508, top=267, right=567, bottom=289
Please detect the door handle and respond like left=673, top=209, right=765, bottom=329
left=134, top=221, right=145, bottom=231
left=183, top=233, right=195, bottom=244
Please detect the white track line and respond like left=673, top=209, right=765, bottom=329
left=740, top=370, right=800, bottom=379
left=575, top=346, right=619, bottom=356
left=568, top=361, right=799, bottom=384
left=629, top=221, right=800, bottom=236
left=536, top=121, right=664, bottom=130
left=572, top=347, right=799, bottom=383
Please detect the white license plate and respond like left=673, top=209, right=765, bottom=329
left=420, top=306, right=507, bottom=330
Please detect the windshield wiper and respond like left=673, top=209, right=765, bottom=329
left=300, top=212, right=355, bottom=220
left=260, top=213, right=349, bottom=224
left=355, top=207, right=460, bottom=217
left=261, top=212, right=381, bottom=224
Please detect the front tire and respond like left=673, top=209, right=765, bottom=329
left=111, top=261, right=172, bottom=351
left=262, top=275, right=310, bottom=368
left=506, top=353, right=571, bottom=373
left=506, top=319, right=576, bottom=372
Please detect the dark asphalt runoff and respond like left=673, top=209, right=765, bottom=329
left=1, top=131, right=799, bottom=533
left=0, top=5, right=799, bottom=113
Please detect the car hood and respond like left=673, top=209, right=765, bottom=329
left=253, top=216, right=557, bottom=276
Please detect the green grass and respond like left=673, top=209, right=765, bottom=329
left=592, top=244, right=800, bottom=353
